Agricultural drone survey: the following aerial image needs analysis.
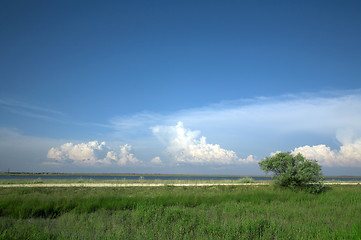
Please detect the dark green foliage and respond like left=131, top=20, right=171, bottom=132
left=259, top=152, right=324, bottom=193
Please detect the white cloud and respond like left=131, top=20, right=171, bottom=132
left=270, top=151, right=281, bottom=157
left=3, top=90, right=361, bottom=174
left=110, top=90, right=361, bottom=161
left=151, top=156, right=162, bottom=164
left=111, top=112, right=162, bottom=130
left=102, top=144, right=140, bottom=165
left=152, top=122, right=240, bottom=164
left=239, top=154, right=256, bottom=163
left=292, top=138, right=361, bottom=167
left=42, top=161, right=63, bottom=166
left=292, top=145, right=336, bottom=166
left=46, top=141, right=141, bottom=166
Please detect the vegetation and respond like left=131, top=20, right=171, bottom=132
left=238, top=177, right=254, bottom=183
left=0, top=178, right=268, bottom=185
left=1, top=185, right=361, bottom=239
left=259, top=152, right=324, bottom=193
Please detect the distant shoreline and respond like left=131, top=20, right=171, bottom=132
left=0, top=172, right=270, bottom=178
left=0, top=172, right=360, bottom=178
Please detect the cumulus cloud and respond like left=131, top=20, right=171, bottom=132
left=270, top=151, right=281, bottom=157
left=151, top=156, right=162, bottom=164
left=110, top=90, right=361, bottom=162
left=152, top=122, right=246, bottom=165
left=46, top=141, right=140, bottom=166
left=239, top=154, right=256, bottom=163
left=292, top=138, right=361, bottom=167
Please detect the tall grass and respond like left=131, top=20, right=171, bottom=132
left=0, top=185, right=360, bottom=239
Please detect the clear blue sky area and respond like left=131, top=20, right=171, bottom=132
left=1, top=1, right=361, bottom=175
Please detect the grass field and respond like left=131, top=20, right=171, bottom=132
left=0, top=183, right=361, bottom=239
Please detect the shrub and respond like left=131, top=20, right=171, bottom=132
left=258, top=152, right=324, bottom=193
left=239, top=178, right=254, bottom=183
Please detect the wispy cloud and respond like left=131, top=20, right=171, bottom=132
left=110, top=89, right=361, bottom=136
left=0, top=98, right=64, bottom=121
left=0, top=98, right=112, bottom=129
left=110, top=89, right=361, bottom=167
left=0, top=98, right=62, bottom=115
left=0, top=98, right=74, bottom=130
left=3, top=90, right=361, bottom=171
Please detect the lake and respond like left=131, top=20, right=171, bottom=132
left=1, top=174, right=360, bottom=181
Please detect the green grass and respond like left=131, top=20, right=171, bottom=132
left=0, top=185, right=360, bottom=239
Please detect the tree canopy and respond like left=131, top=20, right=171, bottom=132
left=259, top=152, right=324, bottom=193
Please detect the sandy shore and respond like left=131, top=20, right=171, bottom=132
left=0, top=183, right=268, bottom=187
left=0, top=182, right=359, bottom=187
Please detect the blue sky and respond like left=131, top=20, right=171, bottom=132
left=1, top=1, right=361, bottom=175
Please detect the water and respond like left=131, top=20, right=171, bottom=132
left=0, top=175, right=360, bottom=181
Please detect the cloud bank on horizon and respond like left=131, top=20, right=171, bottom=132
left=44, top=90, right=361, bottom=170
left=293, top=140, right=361, bottom=167
left=2, top=1, right=361, bottom=176
left=46, top=122, right=255, bottom=167
left=46, top=141, right=140, bottom=166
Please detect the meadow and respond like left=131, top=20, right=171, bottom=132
left=0, top=183, right=360, bottom=239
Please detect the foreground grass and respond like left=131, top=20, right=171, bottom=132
left=1, top=185, right=361, bottom=239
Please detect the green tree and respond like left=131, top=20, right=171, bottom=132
left=259, top=152, right=324, bottom=193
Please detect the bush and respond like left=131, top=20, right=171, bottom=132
left=239, top=178, right=254, bottom=183
left=258, top=152, right=324, bottom=193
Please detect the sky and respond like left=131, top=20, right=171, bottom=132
left=1, top=0, right=361, bottom=175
